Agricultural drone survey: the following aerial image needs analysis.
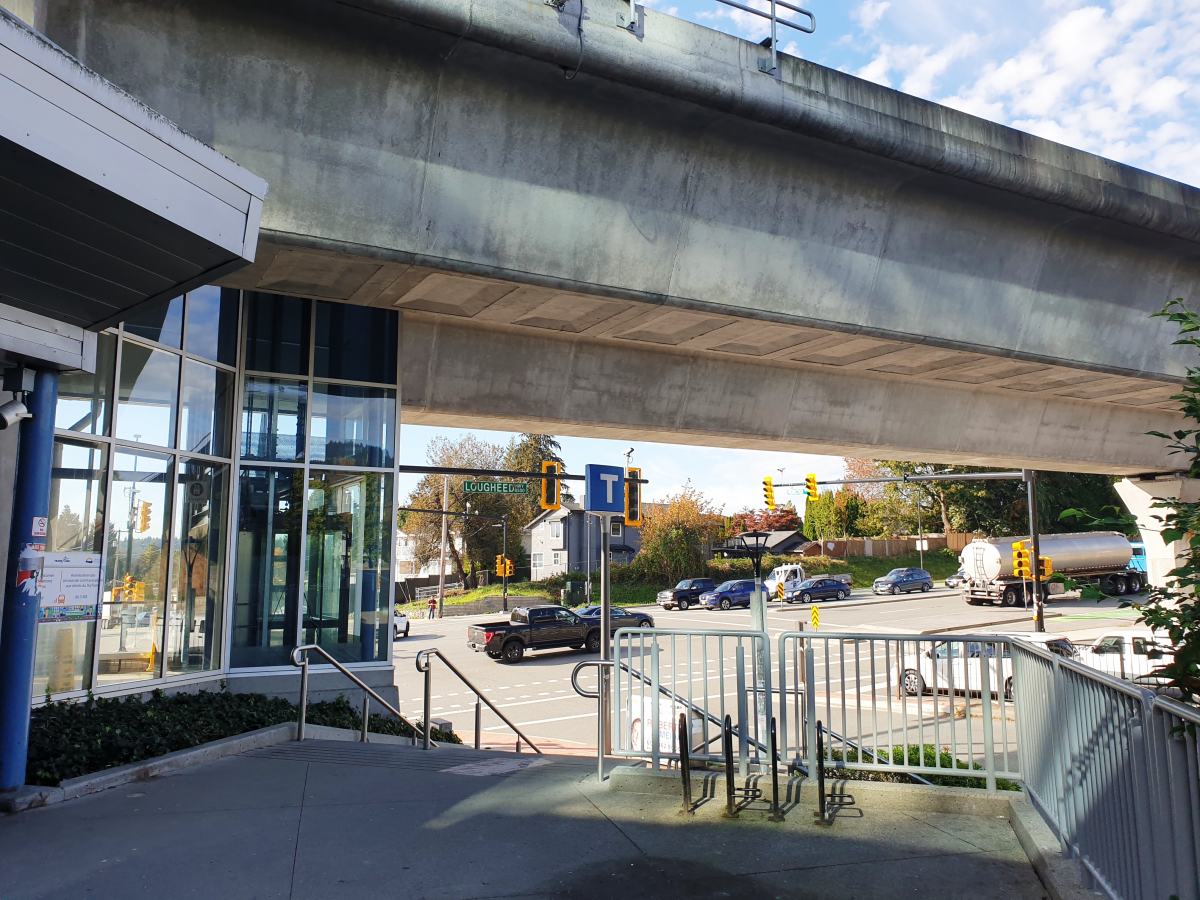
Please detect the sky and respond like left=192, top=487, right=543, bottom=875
left=401, top=0, right=1200, bottom=516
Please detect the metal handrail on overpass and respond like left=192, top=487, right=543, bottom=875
left=711, top=0, right=814, bottom=74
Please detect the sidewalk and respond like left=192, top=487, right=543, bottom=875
left=0, top=739, right=1050, bottom=900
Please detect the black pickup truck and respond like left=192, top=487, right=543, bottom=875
left=468, top=606, right=601, bottom=664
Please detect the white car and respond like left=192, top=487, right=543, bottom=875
left=899, top=639, right=1014, bottom=700
left=393, top=611, right=410, bottom=639
left=1082, top=630, right=1173, bottom=681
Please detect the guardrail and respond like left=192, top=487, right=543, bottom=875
left=778, top=632, right=1020, bottom=792
left=416, top=648, right=542, bottom=754
left=290, top=643, right=428, bottom=744
left=1012, top=640, right=1199, bottom=900
left=712, top=0, right=814, bottom=74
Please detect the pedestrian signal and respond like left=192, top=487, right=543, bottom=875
left=1038, top=556, right=1053, bottom=578
left=505, top=559, right=514, bottom=578
left=625, top=467, right=642, bottom=526
left=540, top=461, right=561, bottom=511
left=805, top=473, right=818, bottom=500
left=763, top=477, right=776, bottom=510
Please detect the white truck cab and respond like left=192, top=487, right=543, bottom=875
left=764, top=564, right=805, bottom=597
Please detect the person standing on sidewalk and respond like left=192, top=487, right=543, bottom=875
left=427, top=595, right=437, bottom=619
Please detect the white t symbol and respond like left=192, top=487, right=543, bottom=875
left=600, top=473, right=618, bottom=503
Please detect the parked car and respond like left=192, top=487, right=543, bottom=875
left=393, top=610, right=409, bottom=639
left=873, top=568, right=933, bottom=595
left=764, top=565, right=805, bottom=597
left=945, top=569, right=967, bottom=589
left=899, top=640, right=1014, bottom=700
left=573, top=606, right=655, bottom=629
left=656, top=578, right=716, bottom=611
left=698, top=580, right=765, bottom=610
left=995, top=631, right=1079, bottom=660
left=783, top=577, right=848, bottom=603
left=1083, top=630, right=1174, bottom=681
left=467, top=606, right=601, bottom=663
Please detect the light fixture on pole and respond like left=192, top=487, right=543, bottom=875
left=738, top=529, right=772, bottom=741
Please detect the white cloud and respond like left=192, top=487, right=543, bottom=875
left=854, top=0, right=892, bottom=30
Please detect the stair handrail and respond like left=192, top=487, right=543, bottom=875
left=290, top=643, right=432, bottom=745
left=416, top=648, right=542, bottom=754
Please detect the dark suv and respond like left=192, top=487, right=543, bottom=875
left=657, top=578, right=716, bottom=611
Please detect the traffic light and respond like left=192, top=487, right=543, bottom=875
left=1038, top=556, right=1053, bottom=579
left=763, top=476, right=776, bottom=510
left=1012, top=541, right=1032, bottom=578
left=505, top=559, right=514, bottom=578
left=122, top=573, right=134, bottom=601
left=625, top=467, right=642, bottom=526
left=805, top=473, right=818, bottom=500
left=133, top=582, right=145, bottom=602
left=136, top=501, right=152, bottom=533
left=496, top=554, right=505, bottom=576
left=540, top=461, right=560, bottom=511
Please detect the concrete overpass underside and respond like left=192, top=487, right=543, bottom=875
left=40, top=0, right=1200, bottom=474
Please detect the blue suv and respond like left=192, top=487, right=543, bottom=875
left=699, top=580, right=764, bottom=610
left=872, top=568, right=933, bottom=595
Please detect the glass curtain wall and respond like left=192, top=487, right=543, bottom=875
left=37, top=286, right=239, bottom=699
left=233, top=294, right=397, bottom=669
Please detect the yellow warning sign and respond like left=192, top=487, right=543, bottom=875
left=810, top=605, right=819, bottom=630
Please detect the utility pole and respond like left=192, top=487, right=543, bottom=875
left=917, top=495, right=924, bottom=571
left=437, top=476, right=448, bottom=618
left=1024, top=469, right=1045, bottom=633
left=502, top=514, right=509, bottom=612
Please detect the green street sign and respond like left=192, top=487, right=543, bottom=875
left=463, top=480, right=528, bottom=495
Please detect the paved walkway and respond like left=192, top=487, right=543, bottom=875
left=0, top=741, right=1046, bottom=899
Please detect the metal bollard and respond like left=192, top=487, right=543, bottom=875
left=722, top=714, right=737, bottom=818
left=360, top=692, right=370, bottom=743
left=475, top=696, right=482, bottom=750
left=679, top=713, right=693, bottom=816
left=769, top=717, right=784, bottom=821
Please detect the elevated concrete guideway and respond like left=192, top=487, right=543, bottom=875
left=40, top=0, right=1200, bottom=472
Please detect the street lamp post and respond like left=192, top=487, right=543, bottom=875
left=738, top=530, right=771, bottom=744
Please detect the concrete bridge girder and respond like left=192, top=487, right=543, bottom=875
left=40, top=0, right=1200, bottom=472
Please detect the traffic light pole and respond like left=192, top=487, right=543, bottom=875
left=1024, top=470, right=1045, bottom=633
left=502, top=514, right=508, bottom=613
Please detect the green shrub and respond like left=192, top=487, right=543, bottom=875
left=27, top=689, right=459, bottom=786
left=819, top=743, right=1020, bottom=791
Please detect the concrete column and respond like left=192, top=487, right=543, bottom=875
left=1115, top=477, right=1200, bottom=589
left=0, top=368, right=59, bottom=792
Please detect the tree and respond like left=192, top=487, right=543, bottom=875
left=631, top=483, right=722, bottom=585
left=501, top=433, right=572, bottom=529
left=729, top=506, right=802, bottom=533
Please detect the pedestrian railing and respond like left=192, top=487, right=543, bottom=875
left=777, top=632, right=1020, bottom=792
left=1012, top=640, right=1199, bottom=900
left=415, top=583, right=462, bottom=601
left=711, top=0, right=814, bottom=74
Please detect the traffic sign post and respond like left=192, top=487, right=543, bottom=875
left=585, top=464, right=624, bottom=756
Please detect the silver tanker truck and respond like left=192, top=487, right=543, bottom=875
left=960, top=531, right=1143, bottom=607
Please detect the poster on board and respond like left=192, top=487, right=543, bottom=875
left=38, top=552, right=102, bottom=622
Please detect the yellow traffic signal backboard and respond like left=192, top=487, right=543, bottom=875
left=763, top=476, right=776, bottom=510
left=805, top=473, right=818, bottom=500
left=540, top=461, right=560, bottom=511
left=625, top=467, right=642, bottom=526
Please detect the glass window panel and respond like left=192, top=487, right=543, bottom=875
left=123, top=295, right=183, bottom=348
left=314, top=301, right=397, bottom=384
left=304, top=470, right=392, bottom=664
left=116, top=340, right=179, bottom=448
left=241, top=377, right=306, bottom=462
left=98, top=449, right=173, bottom=685
left=310, top=384, right=394, bottom=468
left=55, top=332, right=116, bottom=435
left=167, top=461, right=229, bottom=675
left=180, top=359, right=233, bottom=457
left=185, top=285, right=240, bottom=365
left=231, top=467, right=304, bottom=668
left=32, top=439, right=108, bottom=698
left=244, top=293, right=310, bottom=375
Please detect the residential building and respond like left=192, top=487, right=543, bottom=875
left=524, top=503, right=647, bottom=582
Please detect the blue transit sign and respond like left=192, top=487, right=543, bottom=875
left=584, top=464, right=625, bottom=514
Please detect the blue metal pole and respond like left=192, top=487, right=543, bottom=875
left=0, top=368, right=60, bottom=791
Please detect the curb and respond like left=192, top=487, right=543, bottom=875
left=0, top=722, right=297, bottom=814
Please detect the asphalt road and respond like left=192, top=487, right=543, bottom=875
left=391, top=585, right=1139, bottom=750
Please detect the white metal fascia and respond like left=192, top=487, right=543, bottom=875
left=0, top=11, right=267, bottom=259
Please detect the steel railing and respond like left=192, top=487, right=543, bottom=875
left=1012, top=639, right=1199, bottom=900
left=711, top=0, right=814, bottom=74
left=778, top=632, right=1020, bottom=792
left=291, top=643, right=429, bottom=744
left=416, top=648, right=542, bottom=754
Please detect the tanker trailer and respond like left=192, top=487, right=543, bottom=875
left=960, top=531, right=1141, bottom=607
